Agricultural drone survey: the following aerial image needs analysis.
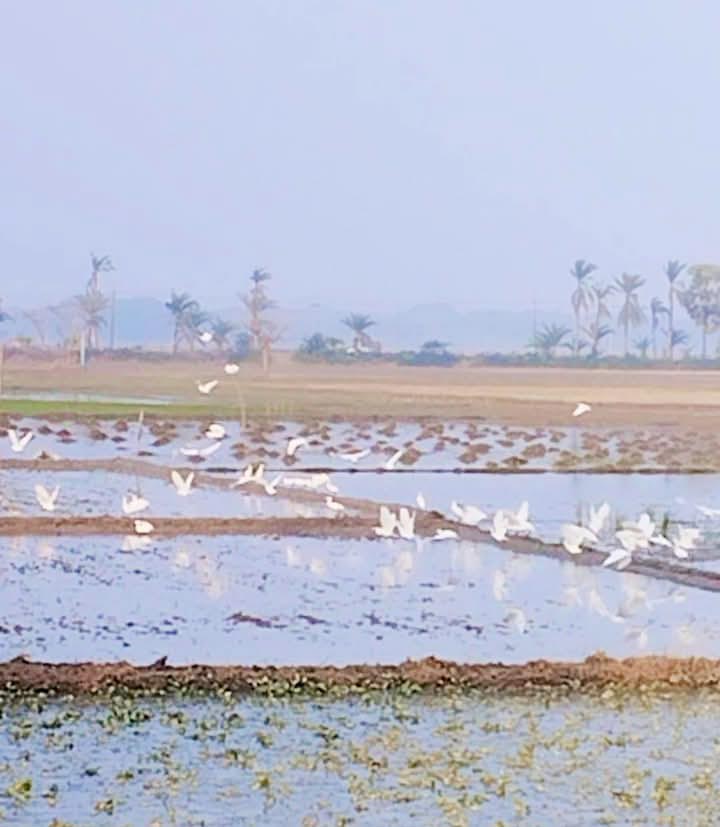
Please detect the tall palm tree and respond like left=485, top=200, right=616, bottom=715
left=165, top=291, right=200, bottom=353
left=615, top=273, right=646, bottom=357
left=75, top=288, right=109, bottom=350
left=244, top=268, right=275, bottom=350
left=187, top=308, right=209, bottom=351
left=664, top=260, right=686, bottom=360
left=342, top=313, right=377, bottom=350
left=649, top=297, right=669, bottom=360
left=569, top=259, right=597, bottom=357
left=88, top=253, right=114, bottom=292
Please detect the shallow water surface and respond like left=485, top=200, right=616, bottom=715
left=1, top=692, right=719, bottom=826
left=0, top=468, right=302, bottom=519
left=2, top=534, right=716, bottom=665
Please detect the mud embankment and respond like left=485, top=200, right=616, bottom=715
left=4, top=654, right=720, bottom=695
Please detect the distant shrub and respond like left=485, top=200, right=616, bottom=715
left=397, top=341, right=460, bottom=367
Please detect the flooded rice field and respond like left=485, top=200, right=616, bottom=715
left=2, top=690, right=720, bottom=826
left=3, top=415, right=720, bottom=471
left=5, top=412, right=720, bottom=824
left=1, top=534, right=714, bottom=665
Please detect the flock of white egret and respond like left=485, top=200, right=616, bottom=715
left=5, top=396, right=709, bottom=581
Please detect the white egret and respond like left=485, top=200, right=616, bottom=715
left=286, top=436, right=308, bottom=457
left=199, top=331, right=213, bottom=344
left=122, top=493, right=149, bottom=516
left=416, top=492, right=427, bottom=510
left=431, top=528, right=459, bottom=541
left=374, top=506, right=398, bottom=538
left=490, top=510, right=509, bottom=542
left=672, top=526, right=701, bottom=559
left=384, top=448, right=404, bottom=471
left=171, top=470, right=194, bottom=497
left=397, top=507, right=416, bottom=540
left=281, top=475, right=315, bottom=490
left=133, top=519, right=155, bottom=535
left=8, top=429, right=33, bottom=453
left=602, top=547, right=632, bottom=569
left=561, top=523, right=598, bottom=555
left=224, top=363, right=240, bottom=375
left=588, top=502, right=611, bottom=536
left=263, top=475, right=283, bottom=496
left=615, top=529, right=645, bottom=552
left=197, top=380, right=219, bottom=395
left=181, top=441, right=221, bottom=459
left=450, top=501, right=487, bottom=526
left=572, top=402, right=592, bottom=417
left=205, top=423, right=226, bottom=440
left=34, top=484, right=59, bottom=513
left=232, top=465, right=255, bottom=487
left=507, top=501, right=533, bottom=534
left=339, top=449, right=370, bottom=464
left=325, top=496, right=345, bottom=514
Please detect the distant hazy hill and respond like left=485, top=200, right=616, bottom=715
left=5, top=297, right=572, bottom=353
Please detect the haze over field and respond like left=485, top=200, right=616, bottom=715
left=2, top=0, right=720, bottom=325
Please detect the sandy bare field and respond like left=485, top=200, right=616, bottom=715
left=4, top=353, right=720, bottom=426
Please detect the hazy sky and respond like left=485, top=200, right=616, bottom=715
left=2, top=1, right=719, bottom=312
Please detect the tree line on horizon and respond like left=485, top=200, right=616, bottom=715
left=5, top=254, right=720, bottom=365
left=531, top=260, right=720, bottom=362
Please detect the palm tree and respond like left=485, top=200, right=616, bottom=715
left=187, top=308, right=209, bottom=351
left=88, top=253, right=114, bottom=292
left=165, top=292, right=200, bottom=353
left=530, top=323, right=571, bottom=360
left=615, top=273, right=646, bottom=357
left=582, top=322, right=613, bottom=359
left=75, top=288, right=109, bottom=350
left=250, top=267, right=271, bottom=285
left=210, top=318, right=236, bottom=351
left=634, top=336, right=651, bottom=359
left=342, top=313, right=377, bottom=351
left=584, top=283, right=615, bottom=357
left=244, top=268, right=275, bottom=350
left=649, top=298, right=669, bottom=360
left=664, top=260, right=686, bottom=360
left=569, top=259, right=598, bottom=357
left=671, top=329, right=689, bottom=354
